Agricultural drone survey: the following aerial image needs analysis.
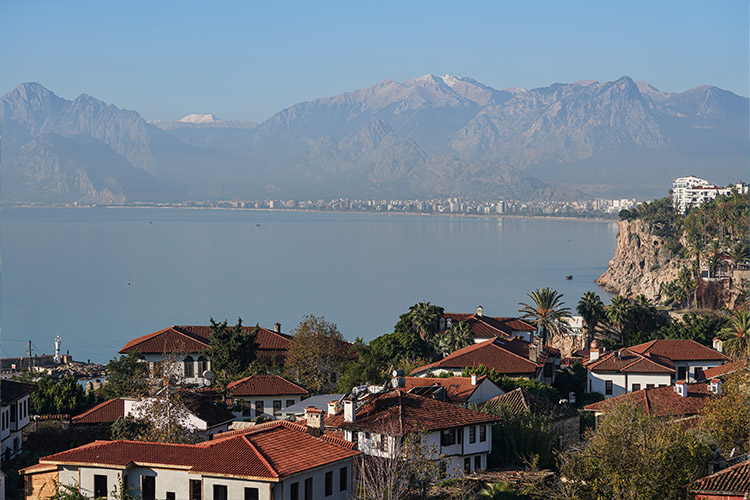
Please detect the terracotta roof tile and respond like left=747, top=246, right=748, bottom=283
left=585, top=348, right=675, bottom=374
left=72, top=398, right=126, bottom=424
left=584, top=382, right=712, bottom=417
left=690, top=459, right=750, bottom=496
left=699, top=359, right=746, bottom=381
left=411, top=338, right=550, bottom=376
left=27, top=420, right=359, bottom=480
left=443, top=313, right=535, bottom=340
left=400, top=376, right=497, bottom=403
left=483, top=387, right=578, bottom=419
left=227, top=374, right=308, bottom=397
left=326, top=391, right=498, bottom=435
left=629, top=339, right=729, bottom=362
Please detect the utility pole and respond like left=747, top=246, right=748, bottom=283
left=26, top=340, right=33, bottom=372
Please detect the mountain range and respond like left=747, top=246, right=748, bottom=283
left=1, top=75, right=747, bottom=204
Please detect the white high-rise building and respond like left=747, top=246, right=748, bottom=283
left=672, top=176, right=732, bottom=214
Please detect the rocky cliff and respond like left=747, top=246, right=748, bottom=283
left=596, top=219, right=688, bottom=301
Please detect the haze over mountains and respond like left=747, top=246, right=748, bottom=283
left=1, top=75, right=747, bottom=204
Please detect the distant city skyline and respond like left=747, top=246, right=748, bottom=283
left=1, top=0, right=748, bottom=122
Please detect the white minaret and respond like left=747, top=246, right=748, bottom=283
left=54, top=335, right=62, bottom=364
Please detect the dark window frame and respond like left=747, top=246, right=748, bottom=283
left=304, top=477, right=313, bottom=500
left=245, top=486, right=259, bottom=500
left=631, top=383, right=641, bottom=392
left=605, top=380, right=613, bottom=395
left=469, top=426, right=476, bottom=444
left=290, top=482, right=299, bottom=500
left=325, top=471, right=333, bottom=496
left=339, top=466, right=348, bottom=491
left=213, top=484, right=228, bottom=500
left=94, top=474, right=108, bottom=498
left=479, top=425, right=487, bottom=442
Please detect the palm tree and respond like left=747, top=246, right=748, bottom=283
left=478, top=481, right=515, bottom=499
left=518, top=287, right=571, bottom=345
left=687, top=235, right=707, bottom=279
left=577, top=291, right=604, bottom=349
left=719, top=310, right=750, bottom=359
left=606, top=295, right=632, bottom=346
left=729, top=242, right=749, bottom=270
left=447, top=321, right=473, bottom=352
left=408, top=301, right=443, bottom=341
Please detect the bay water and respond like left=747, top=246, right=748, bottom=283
left=1, top=207, right=618, bottom=363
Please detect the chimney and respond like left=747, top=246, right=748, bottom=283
left=708, top=378, right=722, bottom=395
left=590, top=340, right=600, bottom=362
left=343, top=399, right=356, bottom=423
left=529, top=337, right=540, bottom=363
left=304, top=407, right=324, bottom=437
left=274, top=322, right=281, bottom=333
left=712, top=337, right=724, bottom=354
left=471, top=373, right=478, bottom=386
left=476, top=305, right=483, bottom=317
left=328, top=401, right=342, bottom=416
left=674, top=380, right=688, bottom=397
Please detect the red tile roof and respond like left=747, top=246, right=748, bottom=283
left=26, top=420, right=359, bottom=480
left=119, top=325, right=293, bottom=362
left=411, top=338, right=552, bottom=377
left=443, top=313, right=535, bottom=340
left=227, top=374, right=308, bottom=397
left=326, top=391, right=498, bottom=435
left=584, top=382, right=712, bottom=417
left=483, top=387, right=578, bottom=420
left=400, top=376, right=497, bottom=403
left=699, top=359, right=747, bottom=381
left=585, top=348, right=675, bottom=374
left=629, top=339, right=729, bottom=362
left=72, top=398, right=126, bottom=424
left=690, top=460, right=750, bottom=496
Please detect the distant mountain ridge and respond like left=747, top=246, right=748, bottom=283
left=1, top=76, right=747, bottom=204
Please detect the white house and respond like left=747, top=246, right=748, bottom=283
left=227, top=374, right=309, bottom=420
left=71, top=393, right=236, bottom=440
left=21, top=420, right=360, bottom=500
left=441, top=307, right=537, bottom=343
left=627, top=339, right=728, bottom=383
left=584, top=341, right=674, bottom=398
left=671, top=176, right=737, bottom=214
left=1, top=379, right=35, bottom=461
left=400, top=375, right=503, bottom=405
left=326, top=390, right=499, bottom=477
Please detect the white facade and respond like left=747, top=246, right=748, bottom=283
left=672, top=176, right=733, bottom=214
left=673, top=360, right=725, bottom=383
left=343, top=423, right=492, bottom=477
left=142, top=353, right=211, bottom=385
left=233, top=395, right=306, bottom=420
left=1, top=393, right=31, bottom=461
left=587, top=371, right=672, bottom=398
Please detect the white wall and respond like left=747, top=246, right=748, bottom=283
left=673, top=361, right=724, bottom=382
left=466, top=380, right=504, bottom=405
left=588, top=371, right=672, bottom=398
left=233, top=395, right=304, bottom=419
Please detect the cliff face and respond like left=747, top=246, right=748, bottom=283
left=596, top=219, right=688, bottom=301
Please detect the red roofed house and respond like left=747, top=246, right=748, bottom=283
left=72, top=393, right=236, bottom=440
left=410, top=337, right=558, bottom=384
left=441, top=306, right=537, bottom=343
left=627, top=339, right=729, bottom=383
left=584, top=341, right=675, bottom=398
left=119, top=324, right=293, bottom=385
left=326, top=390, right=499, bottom=477
left=690, top=459, right=750, bottom=500
left=21, top=420, right=360, bottom=500
left=399, top=375, right=503, bottom=405
left=226, top=374, right=309, bottom=420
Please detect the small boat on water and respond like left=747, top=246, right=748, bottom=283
left=565, top=275, right=573, bottom=280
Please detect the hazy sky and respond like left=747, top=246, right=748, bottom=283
left=1, top=0, right=748, bottom=122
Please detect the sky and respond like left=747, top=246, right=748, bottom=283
left=1, top=0, right=748, bottom=123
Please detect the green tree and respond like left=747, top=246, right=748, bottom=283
left=699, top=369, right=750, bottom=454
left=719, top=309, right=750, bottom=359
left=110, top=415, right=150, bottom=440
left=285, top=315, right=348, bottom=393
left=606, top=295, right=632, bottom=346
left=432, top=320, right=473, bottom=356
left=559, top=403, right=710, bottom=500
left=656, top=312, right=728, bottom=347
left=408, top=301, right=444, bottom=341
left=204, top=317, right=257, bottom=387
left=518, top=288, right=571, bottom=345
left=30, top=375, right=94, bottom=415
left=577, top=291, right=605, bottom=349
left=104, top=351, right=149, bottom=398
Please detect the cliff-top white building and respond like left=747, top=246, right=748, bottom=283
left=671, top=176, right=744, bottom=214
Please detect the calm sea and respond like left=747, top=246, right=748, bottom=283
left=1, top=207, right=618, bottom=363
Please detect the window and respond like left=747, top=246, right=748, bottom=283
left=184, top=356, right=195, bottom=378
left=325, top=471, right=333, bottom=496
left=339, top=466, right=348, bottom=491
left=469, top=426, right=476, bottom=443
left=190, top=479, right=202, bottom=500
left=255, top=401, right=264, bottom=417
left=213, top=484, right=228, bottom=500
left=631, top=383, right=641, bottom=392
left=646, top=384, right=654, bottom=389
left=543, top=363, right=553, bottom=377
left=694, top=367, right=703, bottom=380
left=141, top=476, right=156, bottom=500
left=245, top=487, right=259, bottom=500
left=286, top=399, right=295, bottom=408
left=475, top=455, right=482, bottom=471
left=464, top=457, right=471, bottom=473
left=94, top=475, right=108, bottom=498
left=479, top=425, right=487, bottom=442
left=10, top=404, right=16, bottom=423
left=290, top=482, right=299, bottom=500
left=166, top=493, right=176, bottom=500
left=677, top=366, right=687, bottom=381
left=197, top=356, right=208, bottom=374
left=304, top=478, right=313, bottom=500
left=440, top=429, right=456, bottom=446
left=242, top=400, right=252, bottom=418
left=273, top=400, right=282, bottom=414
left=605, top=380, right=613, bottom=395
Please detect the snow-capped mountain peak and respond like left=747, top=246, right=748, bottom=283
left=179, top=113, right=220, bottom=123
